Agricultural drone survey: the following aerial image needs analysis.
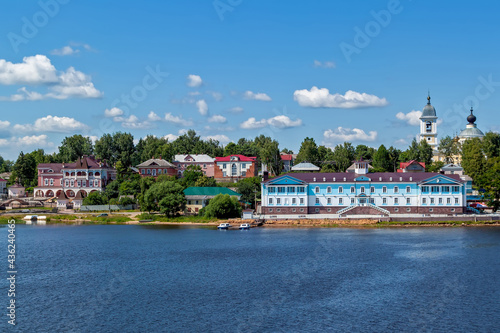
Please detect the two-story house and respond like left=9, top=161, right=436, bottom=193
left=214, top=155, right=257, bottom=182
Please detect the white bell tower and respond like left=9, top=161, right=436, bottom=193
left=418, top=95, right=438, bottom=150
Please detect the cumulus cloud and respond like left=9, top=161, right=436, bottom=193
left=208, top=115, right=227, bottom=123
left=0, top=120, right=10, bottom=129
left=163, top=134, right=179, bottom=142
left=13, top=116, right=89, bottom=133
left=51, top=46, right=79, bottom=56
left=395, top=110, right=422, bottom=126
left=196, top=99, right=208, bottom=116
left=115, top=115, right=153, bottom=129
left=0, top=55, right=103, bottom=100
left=104, top=107, right=124, bottom=117
left=203, top=134, right=231, bottom=144
left=0, top=135, right=53, bottom=148
left=187, top=74, right=203, bottom=87
left=240, top=115, right=302, bottom=129
left=208, top=91, right=223, bottom=101
left=243, top=90, right=272, bottom=101
left=293, top=87, right=388, bottom=108
left=323, top=127, right=377, bottom=143
left=164, top=113, right=194, bottom=126
left=147, top=111, right=162, bottom=122
left=313, top=60, right=336, bottom=68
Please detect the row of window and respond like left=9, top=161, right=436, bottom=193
left=267, top=207, right=456, bottom=213
left=268, top=197, right=460, bottom=206
left=268, top=185, right=461, bottom=194
left=141, top=168, right=170, bottom=176
left=64, top=171, right=101, bottom=177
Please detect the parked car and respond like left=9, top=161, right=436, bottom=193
left=97, top=213, right=108, bottom=217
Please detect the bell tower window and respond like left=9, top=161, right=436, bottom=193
left=426, top=121, right=432, bottom=133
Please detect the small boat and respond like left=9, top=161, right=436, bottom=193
left=239, top=223, right=251, bottom=230
left=217, top=223, right=231, bottom=230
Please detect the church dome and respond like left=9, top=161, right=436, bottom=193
left=420, top=96, right=437, bottom=118
left=467, top=107, right=476, bottom=124
left=458, top=107, right=484, bottom=140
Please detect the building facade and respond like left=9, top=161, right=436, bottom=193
left=173, top=154, right=215, bottom=177
left=34, top=155, right=115, bottom=199
left=0, top=178, right=6, bottom=195
left=261, top=161, right=466, bottom=217
left=183, top=187, right=241, bottom=214
left=397, top=160, right=425, bottom=173
left=137, top=158, right=177, bottom=177
left=214, top=155, right=257, bottom=182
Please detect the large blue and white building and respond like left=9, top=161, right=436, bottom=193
left=261, top=161, right=467, bottom=218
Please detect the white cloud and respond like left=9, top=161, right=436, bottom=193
left=0, top=120, right=10, bottom=129
left=396, top=110, right=422, bottom=126
left=51, top=46, right=79, bottom=56
left=104, top=107, right=124, bottom=117
left=313, top=60, right=336, bottom=68
left=164, top=113, right=194, bottom=126
left=208, top=114, right=227, bottom=123
left=85, top=135, right=99, bottom=144
left=240, top=117, right=268, bottom=129
left=196, top=99, right=208, bottom=116
left=208, top=91, right=223, bottom=101
left=14, top=115, right=89, bottom=133
left=203, top=134, right=231, bottom=144
left=0, top=55, right=103, bottom=100
left=243, top=90, right=272, bottom=101
left=240, top=115, right=302, bottom=129
left=394, top=138, right=409, bottom=146
left=293, top=87, right=388, bottom=108
left=188, top=91, right=201, bottom=96
left=147, top=111, right=161, bottom=121
left=267, top=115, right=302, bottom=129
left=112, top=115, right=153, bottom=129
left=229, top=106, right=243, bottom=113
left=323, top=127, right=377, bottom=143
left=163, top=134, right=179, bottom=142
left=0, top=134, right=54, bottom=148
left=187, top=74, right=203, bottom=87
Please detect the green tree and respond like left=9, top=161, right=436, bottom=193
left=372, top=144, right=391, bottom=172
left=260, top=140, right=282, bottom=176
left=295, top=137, right=319, bottom=164
left=482, top=132, right=500, bottom=159
left=194, top=176, right=218, bottom=187
left=202, top=194, right=242, bottom=218
left=94, top=133, right=114, bottom=164
left=417, top=139, right=433, bottom=169
left=461, top=138, right=486, bottom=182
left=83, top=191, right=108, bottom=205
left=400, top=138, right=420, bottom=162
left=427, top=161, right=445, bottom=173
left=143, top=181, right=186, bottom=216
left=58, top=135, right=93, bottom=162
left=182, top=165, right=203, bottom=187
left=103, top=180, right=120, bottom=200
left=387, top=146, right=401, bottom=172
left=236, top=177, right=261, bottom=208
left=438, top=136, right=460, bottom=164
left=332, top=142, right=355, bottom=172
left=119, top=196, right=136, bottom=206
left=281, top=148, right=293, bottom=154
left=478, top=157, right=500, bottom=211
left=12, top=151, right=37, bottom=186
left=354, top=145, right=375, bottom=161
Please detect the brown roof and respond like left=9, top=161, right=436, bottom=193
left=56, top=191, right=68, bottom=200
left=265, top=172, right=464, bottom=184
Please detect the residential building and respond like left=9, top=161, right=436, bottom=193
left=347, top=162, right=372, bottom=173
left=261, top=160, right=466, bottom=217
left=441, top=164, right=464, bottom=175
left=281, top=154, right=297, bottom=172
left=8, top=184, right=25, bottom=198
left=291, top=162, right=320, bottom=172
left=137, top=158, right=177, bottom=178
left=34, top=155, right=115, bottom=200
left=183, top=187, right=241, bottom=214
left=214, top=155, right=257, bottom=182
left=397, top=160, right=425, bottom=173
left=173, top=154, right=215, bottom=177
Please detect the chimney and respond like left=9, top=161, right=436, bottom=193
left=263, top=171, right=269, bottom=181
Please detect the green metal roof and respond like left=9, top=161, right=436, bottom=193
left=183, top=187, right=241, bottom=197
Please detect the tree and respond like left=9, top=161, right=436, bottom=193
left=194, top=176, right=218, bottom=187
left=202, top=194, right=242, bottom=218
left=417, top=139, right=433, bottom=169
left=281, top=148, right=293, bottom=154
left=355, top=144, right=375, bottom=161
left=0, top=155, right=13, bottom=173
left=94, top=133, right=114, bottom=164
left=83, top=191, right=108, bottom=205
left=236, top=177, right=261, bottom=208
left=103, top=180, right=120, bottom=200
left=332, top=142, right=355, bottom=172
left=143, top=181, right=186, bottom=216
left=427, top=161, right=445, bottom=173
left=400, top=138, right=420, bottom=162
left=12, top=151, right=37, bottom=186
left=58, top=135, right=93, bottom=162
left=260, top=140, right=281, bottom=176
left=295, top=137, right=319, bottom=164
left=478, top=157, right=500, bottom=211
left=387, top=146, right=401, bottom=172
left=119, top=196, right=136, bottom=206
left=482, top=132, right=500, bottom=159
left=372, top=145, right=391, bottom=172
left=113, top=132, right=135, bottom=167
left=461, top=138, right=486, bottom=182
left=438, top=136, right=460, bottom=164
left=119, top=178, right=141, bottom=196
left=182, top=165, right=203, bottom=187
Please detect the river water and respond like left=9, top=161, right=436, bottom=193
left=1, top=224, right=499, bottom=332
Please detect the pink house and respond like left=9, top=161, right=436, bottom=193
left=173, top=154, right=215, bottom=177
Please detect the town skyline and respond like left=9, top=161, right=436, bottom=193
left=1, top=0, right=500, bottom=161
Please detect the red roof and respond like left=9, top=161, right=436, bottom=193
left=215, top=155, right=256, bottom=162
left=280, top=154, right=295, bottom=161
left=399, top=160, right=425, bottom=169
left=0, top=178, right=6, bottom=182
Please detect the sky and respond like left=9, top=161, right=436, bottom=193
left=1, top=0, right=500, bottom=160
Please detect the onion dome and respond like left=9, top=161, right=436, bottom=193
left=467, top=107, right=476, bottom=124
left=420, top=95, right=437, bottom=118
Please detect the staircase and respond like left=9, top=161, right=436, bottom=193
left=336, top=203, right=390, bottom=216
left=466, top=206, right=482, bottom=214
left=366, top=203, right=390, bottom=215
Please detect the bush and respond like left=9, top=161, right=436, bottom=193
left=202, top=194, right=241, bottom=219
left=119, top=196, right=136, bottom=206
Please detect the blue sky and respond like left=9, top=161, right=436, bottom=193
left=1, top=0, right=500, bottom=160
